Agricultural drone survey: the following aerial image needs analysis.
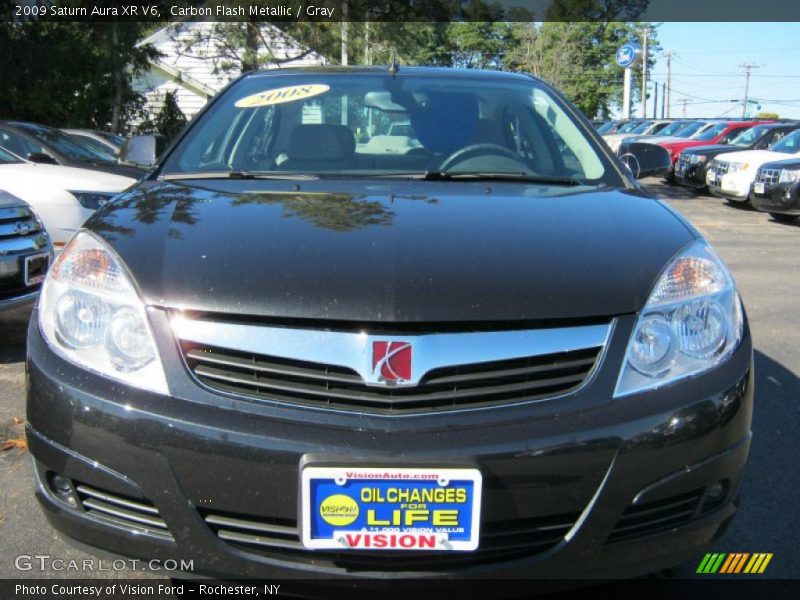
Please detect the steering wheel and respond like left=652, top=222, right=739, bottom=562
left=437, top=143, right=527, bottom=173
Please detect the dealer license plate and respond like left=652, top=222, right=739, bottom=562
left=707, top=172, right=717, bottom=185
left=754, top=182, right=765, bottom=195
left=301, top=466, right=482, bottom=551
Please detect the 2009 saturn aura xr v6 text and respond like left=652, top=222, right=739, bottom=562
left=26, top=67, right=753, bottom=579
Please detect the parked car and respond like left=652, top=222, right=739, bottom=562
left=617, top=121, right=718, bottom=159
left=603, top=119, right=674, bottom=152
left=0, top=188, right=52, bottom=312
left=27, top=67, right=751, bottom=580
left=0, top=145, right=135, bottom=248
left=657, top=121, right=771, bottom=176
left=750, top=157, right=800, bottom=222
left=0, top=121, right=143, bottom=178
left=675, top=122, right=800, bottom=191
left=62, top=129, right=125, bottom=158
left=596, top=119, right=624, bottom=134
left=707, top=128, right=800, bottom=205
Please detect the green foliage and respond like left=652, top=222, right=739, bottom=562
left=504, top=22, right=658, bottom=118
left=0, top=16, right=159, bottom=132
left=147, top=91, right=187, bottom=142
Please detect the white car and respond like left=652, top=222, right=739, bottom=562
left=706, top=129, right=800, bottom=203
left=0, top=146, right=135, bottom=248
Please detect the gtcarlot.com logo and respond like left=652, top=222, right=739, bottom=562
left=696, top=552, right=773, bottom=574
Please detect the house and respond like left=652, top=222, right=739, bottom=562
left=132, top=22, right=326, bottom=120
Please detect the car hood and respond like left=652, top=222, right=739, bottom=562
left=661, top=139, right=712, bottom=150
left=715, top=149, right=798, bottom=166
left=681, top=144, right=738, bottom=156
left=86, top=179, right=695, bottom=323
left=0, top=163, right=136, bottom=192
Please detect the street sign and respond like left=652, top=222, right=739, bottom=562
left=616, top=43, right=641, bottom=68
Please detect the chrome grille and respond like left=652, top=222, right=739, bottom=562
left=678, top=154, right=691, bottom=172
left=75, top=483, right=172, bottom=540
left=756, top=168, right=780, bottom=186
left=0, top=205, right=44, bottom=242
left=182, top=342, right=602, bottom=413
left=712, top=160, right=730, bottom=177
left=202, top=510, right=578, bottom=571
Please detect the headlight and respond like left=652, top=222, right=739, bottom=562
left=615, top=240, right=744, bottom=397
left=689, top=154, right=707, bottom=165
left=39, top=231, right=169, bottom=394
left=727, top=162, right=749, bottom=174
left=778, top=169, right=800, bottom=184
left=69, top=191, right=116, bottom=210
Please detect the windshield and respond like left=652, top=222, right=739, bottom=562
left=657, top=121, right=689, bottom=136
left=673, top=121, right=707, bottom=138
left=630, top=121, right=654, bottom=134
left=692, top=123, right=727, bottom=141
left=771, top=129, right=800, bottom=154
left=160, top=72, right=613, bottom=183
left=596, top=121, right=617, bottom=134
left=729, top=126, right=765, bottom=147
left=14, top=123, right=116, bottom=164
left=65, top=132, right=118, bottom=158
left=0, top=146, right=23, bottom=164
left=616, top=121, right=641, bottom=134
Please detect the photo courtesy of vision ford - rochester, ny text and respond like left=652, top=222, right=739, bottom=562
left=25, top=64, right=753, bottom=581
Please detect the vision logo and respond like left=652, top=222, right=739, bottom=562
left=696, top=552, right=773, bottom=574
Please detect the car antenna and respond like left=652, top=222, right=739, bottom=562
left=389, top=49, right=399, bottom=78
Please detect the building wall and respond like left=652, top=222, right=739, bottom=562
left=132, top=22, right=326, bottom=121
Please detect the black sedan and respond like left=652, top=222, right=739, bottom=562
left=675, top=122, right=800, bottom=191
left=26, top=67, right=752, bottom=581
left=0, top=121, right=143, bottom=178
left=751, top=157, right=800, bottom=222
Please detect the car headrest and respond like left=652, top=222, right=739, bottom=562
left=287, top=125, right=355, bottom=161
left=410, top=92, right=479, bottom=155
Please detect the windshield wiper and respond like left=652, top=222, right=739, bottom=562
left=161, top=171, right=318, bottom=181
left=421, top=171, right=585, bottom=186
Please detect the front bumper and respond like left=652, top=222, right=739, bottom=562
left=26, top=309, right=754, bottom=579
left=675, top=163, right=709, bottom=189
left=752, top=182, right=800, bottom=215
left=707, top=172, right=753, bottom=201
left=0, top=289, right=39, bottom=313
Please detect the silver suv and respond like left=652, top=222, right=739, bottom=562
left=0, top=190, right=52, bottom=312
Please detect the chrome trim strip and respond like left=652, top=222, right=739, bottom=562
left=171, top=316, right=613, bottom=387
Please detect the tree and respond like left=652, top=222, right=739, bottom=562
left=505, top=21, right=659, bottom=118
left=152, top=91, right=187, bottom=142
left=0, top=18, right=159, bottom=132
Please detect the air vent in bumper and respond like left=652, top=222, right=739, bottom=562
left=75, top=483, right=173, bottom=540
left=607, top=488, right=705, bottom=544
left=202, top=510, right=578, bottom=571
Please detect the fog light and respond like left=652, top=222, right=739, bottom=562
left=707, top=481, right=725, bottom=500
left=51, top=474, right=72, bottom=495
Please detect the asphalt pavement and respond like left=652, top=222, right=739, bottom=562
left=0, top=179, right=797, bottom=580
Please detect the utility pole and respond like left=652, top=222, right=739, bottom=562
left=340, top=1, right=348, bottom=66
left=641, top=28, right=649, bottom=118
left=653, top=82, right=658, bottom=118
left=740, top=63, right=758, bottom=118
left=661, top=83, right=666, bottom=118
left=682, top=98, right=687, bottom=118
left=664, top=50, right=672, bottom=118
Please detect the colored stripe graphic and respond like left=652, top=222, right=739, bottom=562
left=697, top=553, right=727, bottom=573
left=744, top=553, right=773, bottom=574
left=720, top=553, right=749, bottom=573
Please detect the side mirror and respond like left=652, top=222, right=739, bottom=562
left=27, top=152, right=58, bottom=165
left=618, top=142, right=672, bottom=179
left=119, top=134, right=166, bottom=169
